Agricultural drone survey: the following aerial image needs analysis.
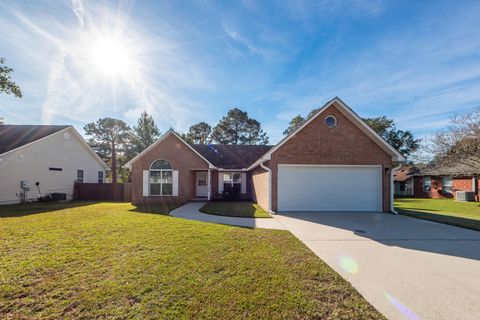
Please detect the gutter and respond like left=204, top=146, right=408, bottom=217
left=259, top=158, right=274, bottom=214
left=391, top=163, right=402, bottom=214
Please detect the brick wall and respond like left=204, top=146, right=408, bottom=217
left=250, top=166, right=269, bottom=211
left=414, top=176, right=475, bottom=199
left=266, top=102, right=393, bottom=212
left=131, top=133, right=209, bottom=206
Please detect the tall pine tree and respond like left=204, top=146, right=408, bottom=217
left=211, top=108, right=269, bottom=145
left=130, top=111, right=161, bottom=155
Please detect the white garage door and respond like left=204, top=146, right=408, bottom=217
left=278, top=165, right=382, bottom=212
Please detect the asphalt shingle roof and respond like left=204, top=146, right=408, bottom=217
left=190, top=144, right=273, bottom=169
left=0, top=125, right=70, bottom=155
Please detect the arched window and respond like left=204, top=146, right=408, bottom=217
left=149, top=160, right=173, bottom=196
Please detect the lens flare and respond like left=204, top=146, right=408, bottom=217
left=339, top=256, right=359, bottom=274
left=385, top=293, right=419, bottom=320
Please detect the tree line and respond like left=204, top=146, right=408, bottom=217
left=83, top=106, right=423, bottom=183
left=83, top=108, right=270, bottom=183
left=10, top=56, right=473, bottom=181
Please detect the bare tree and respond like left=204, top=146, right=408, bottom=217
left=430, top=107, right=480, bottom=173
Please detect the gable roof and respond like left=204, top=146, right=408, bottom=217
left=0, top=125, right=70, bottom=155
left=190, top=144, right=273, bottom=169
left=0, top=125, right=109, bottom=170
left=415, top=162, right=478, bottom=177
left=247, top=97, right=406, bottom=170
left=123, top=130, right=217, bottom=169
left=393, top=166, right=417, bottom=182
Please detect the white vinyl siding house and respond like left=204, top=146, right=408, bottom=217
left=0, top=126, right=108, bottom=204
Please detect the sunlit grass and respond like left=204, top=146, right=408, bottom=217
left=395, top=198, right=480, bottom=231
left=200, top=201, right=271, bottom=218
left=0, top=202, right=383, bottom=319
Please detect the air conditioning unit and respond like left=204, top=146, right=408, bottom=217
left=456, top=191, right=476, bottom=202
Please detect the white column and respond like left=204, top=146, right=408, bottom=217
left=207, top=169, right=211, bottom=200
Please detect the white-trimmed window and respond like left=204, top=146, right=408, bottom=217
left=423, top=176, right=431, bottom=192
left=325, top=115, right=337, bottom=128
left=149, top=160, right=173, bottom=196
left=442, top=176, right=453, bottom=195
left=98, top=171, right=104, bottom=183
left=76, top=170, right=84, bottom=183
left=223, top=172, right=242, bottom=194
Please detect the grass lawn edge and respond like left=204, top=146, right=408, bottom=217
left=199, top=201, right=272, bottom=218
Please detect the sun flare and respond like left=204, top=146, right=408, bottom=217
left=89, top=38, right=133, bottom=77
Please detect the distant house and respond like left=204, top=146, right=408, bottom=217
left=412, top=164, right=478, bottom=200
left=393, top=166, right=415, bottom=196
left=394, top=163, right=478, bottom=200
left=0, top=125, right=109, bottom=204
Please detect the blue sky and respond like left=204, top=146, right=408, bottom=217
left=1, top=0, right=480, bottom=143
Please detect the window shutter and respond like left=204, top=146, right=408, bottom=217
left=143, top=170, right=149, bottom=196
left=173, top=170, right=179, bottom=196
left=218, top=172, right=224, bottom=193
left=241, top=172, right=247, bottom=194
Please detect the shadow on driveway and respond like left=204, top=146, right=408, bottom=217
left=275, top=211, right=480, bottom=261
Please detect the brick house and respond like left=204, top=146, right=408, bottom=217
left=393, top=166, right=415, bottom=196
left=124, top=97, right=405, bottom=213
left=412, top=165, right=478, bottom=200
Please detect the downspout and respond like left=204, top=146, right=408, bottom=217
left=391, top=163, right=402, bottom=214
left=259, top=158, right=273, bottom=214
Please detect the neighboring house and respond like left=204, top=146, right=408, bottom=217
left=412, top=164, right=478, bottom=200
left=393, top=166, right=415, bottom=196
left=0, top=125, right=109, bottom=204
left=124, top=97, right=405, bottom=213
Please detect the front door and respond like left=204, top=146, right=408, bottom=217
left=196, top=171, right=208, bottom=198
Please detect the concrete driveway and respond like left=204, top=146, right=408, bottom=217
left=274, top=211, right=480, bottom=320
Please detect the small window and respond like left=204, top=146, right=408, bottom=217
left=49, top=167, right=62, bottom=171
left=325, top=115, right=337, bottom=128
left=77, top=170, right=84, bottom=183
left=223, top=172, right=242, bottom=194
left=399, top=181, right=406, bottom=192
left=423, top=176, right=431, bottom=192
left=98, top=171, right=104, bottom=183
left=442, top=176, right=453, bottom=195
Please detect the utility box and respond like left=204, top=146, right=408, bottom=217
left=456, top=191, right=476, bottom=202
left=51, top=193, right=67, bottom=201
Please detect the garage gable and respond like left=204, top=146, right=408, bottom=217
left=274, top=103, right=393, bottom=165
left=248, top=97, right=405, bottom=169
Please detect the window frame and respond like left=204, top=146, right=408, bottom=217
left=149, top=160, right=173, bottom=196
left=76, top=169, right=84, bottom=183
left=423, top=176, right=431, bottom=192
left=442, top=176, right=453, bottom=195
left=98, top=171, right=104, bottom=183
left=325, top=115, right=337, bottom=128
left=223, top=172, right=242, bottom=185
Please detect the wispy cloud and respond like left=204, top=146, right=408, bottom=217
left=71, top=0, right=85, bottom=28
left=0, top=0, right=479, bottom=144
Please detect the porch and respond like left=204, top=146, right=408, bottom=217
left=191, top=169, right=250, bottom=201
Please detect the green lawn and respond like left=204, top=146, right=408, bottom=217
left=0, top=202, right=383, bottom=319
left=200, top=201, right=272, bottom=218
left=395, top=198, right=480, bottom=231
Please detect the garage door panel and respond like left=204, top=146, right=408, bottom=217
left=278, top=166, right=381, bottom=212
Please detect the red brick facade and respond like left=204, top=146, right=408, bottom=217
left=265, top=102, right=392, bottom=212
left=131, top=134, right=209, bottom=206
left=130, top=101, right=398, bottom=212
left=413, top=176, right=476, bottom=199
left=251, top=166, right=269, bottom=210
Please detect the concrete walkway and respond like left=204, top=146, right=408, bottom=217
left=170, top=202, right=285, bottom=230
left=274, top=211, right=480, bottom=320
